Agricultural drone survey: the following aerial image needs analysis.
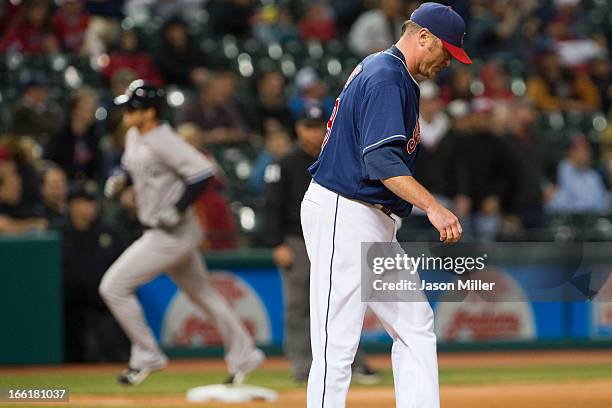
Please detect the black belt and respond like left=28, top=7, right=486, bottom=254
left=373, top=204, right=393, bottom=217
left=346, top=197, right=394, bottom=217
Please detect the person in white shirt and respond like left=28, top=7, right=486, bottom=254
left=348, top=0, right=405, bottom=57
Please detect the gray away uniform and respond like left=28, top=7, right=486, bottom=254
left=99, top=123, right=258, bottom=372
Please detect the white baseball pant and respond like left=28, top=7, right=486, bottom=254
left=99, top=211, right=256, bottom=372
left=301, top=182, right=439, bottom=408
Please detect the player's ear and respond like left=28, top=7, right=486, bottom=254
left=417, top=28, right=430, bottom=48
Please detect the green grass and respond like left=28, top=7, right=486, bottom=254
left=440, top=364, right=612, bottom=385
left=0, top=370, right=300, bottom=396
left=1, top=364, right=611, bottom=396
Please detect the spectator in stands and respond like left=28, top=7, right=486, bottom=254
left=177, top=73, right=250, bottom=146
left=245, top=70, right=295, bottom=136
left=93, top=69, right=136, bottom=176
left=218, top=69, right=240, bottom=102
left=298, top=1, right=337, bottom=43
left=62, top=182, right=128, bottom=362
left=546, top=135, right=611, bottom=214
left=452, top=98, right=520, bottom=240
left=527, top=49, right=600, bottom=113
left=80, top=2, right=121, bottom=57
left=253, top=4, right=298, bottom=45
left=101, top=28, right=164, bottom=86
left=110, top=68, right=137, bottom=108
left=548, top=0, right=589, bottom=40
left=589, top=56, right=612, bottom=115
left=445, top=99, right=474, bottom=220
left=39, top=165, right=69, bottom=230
left=0, top=0, right=59, bottom=54
left=440, top=66, right=474, bottom=104
left=465, top=0, right=535, bottom=60
left=124, top=0, right=205, bottom=24
left=0, top=135, right=43, bottom=208
left=45, top=87, right=103, bottom=181
left=545, top=0, right=606, bottom=68
left=504, top=98, right=548, bottom=228
left=208, top=0, right=255, bottom=38
left=413, top=81, right=453, bottom=198
left=103, top=68, right=137, bottom=167
left=249, top=128, right=292, bottom=194
left=481, top=62, right=515, bottom=106
left=0, top=154, right=47, bottom=235
left=348, top=0, right=405, bottom=57
left=0, top=1, right=21, bottom=34
left=332, top=0, right=366, bottom=34
left=52, top=0, right=98, bottom=55
left=9, top=74, right=63, bottom=145
left=289, top=67, right=334, bottom=120
left=400, top=83, right=457, bottom=239
left=178, top=123, right=238, bottom=249
left=155, top=17, right=209, bottom=87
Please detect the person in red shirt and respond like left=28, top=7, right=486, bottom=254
left=481, top=62, right=515, bottom=104
left=0, top=0, right=59, bottom=55
left=0, top=1, right=21, bottom=34
left=52, top=0, right=90, bottom=54
left=102, top=29, right=164, bottom=86
left=298, top=2, right=336, bottom=43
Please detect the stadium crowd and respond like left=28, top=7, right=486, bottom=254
left=1, top=0, right=612, bottom=359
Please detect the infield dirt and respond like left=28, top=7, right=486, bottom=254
left=4, top=350, right=612, bottom=407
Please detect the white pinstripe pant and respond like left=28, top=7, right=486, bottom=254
left=301, top=182, right=439, bottom=408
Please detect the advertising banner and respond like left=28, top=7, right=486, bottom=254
left=135, top=243, right=612, bottom=349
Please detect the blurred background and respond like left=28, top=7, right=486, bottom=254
left=1, top=0, right=612, bottom=366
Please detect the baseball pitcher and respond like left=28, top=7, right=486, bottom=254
left=301, top=3, right=471, bottom=407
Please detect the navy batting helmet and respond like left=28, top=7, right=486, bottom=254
left=114, top=79, right=165, bottom=113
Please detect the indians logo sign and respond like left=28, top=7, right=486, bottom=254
left=435, top=268, right=535, bottom=341
left=161, top=271, right=271, bottom=346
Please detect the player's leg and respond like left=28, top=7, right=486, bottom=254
left=99, top=231, right=191, bottom=374
left=169, top=249, right=263, bottom=381
left=302, top=183, right=393, bottom=408
left=280, top=235, right=312, bottom=382
left=302, top=190, right=366, bottom=408
left=368, top=286, right=439, bottom=407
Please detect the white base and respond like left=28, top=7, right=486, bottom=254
left=186, top=384, right=278, bottom=403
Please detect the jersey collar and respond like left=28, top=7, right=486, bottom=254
left=383, top=45, right=420, bottom=88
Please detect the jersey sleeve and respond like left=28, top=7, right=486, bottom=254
left=148, top=130, right=215, bottom=184
left=363, top=141, right=413, bottom=180
left=360, top=84, right=409, bottom=156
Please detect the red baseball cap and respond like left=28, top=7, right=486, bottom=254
left=410, top=2, right=472, bottom=65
